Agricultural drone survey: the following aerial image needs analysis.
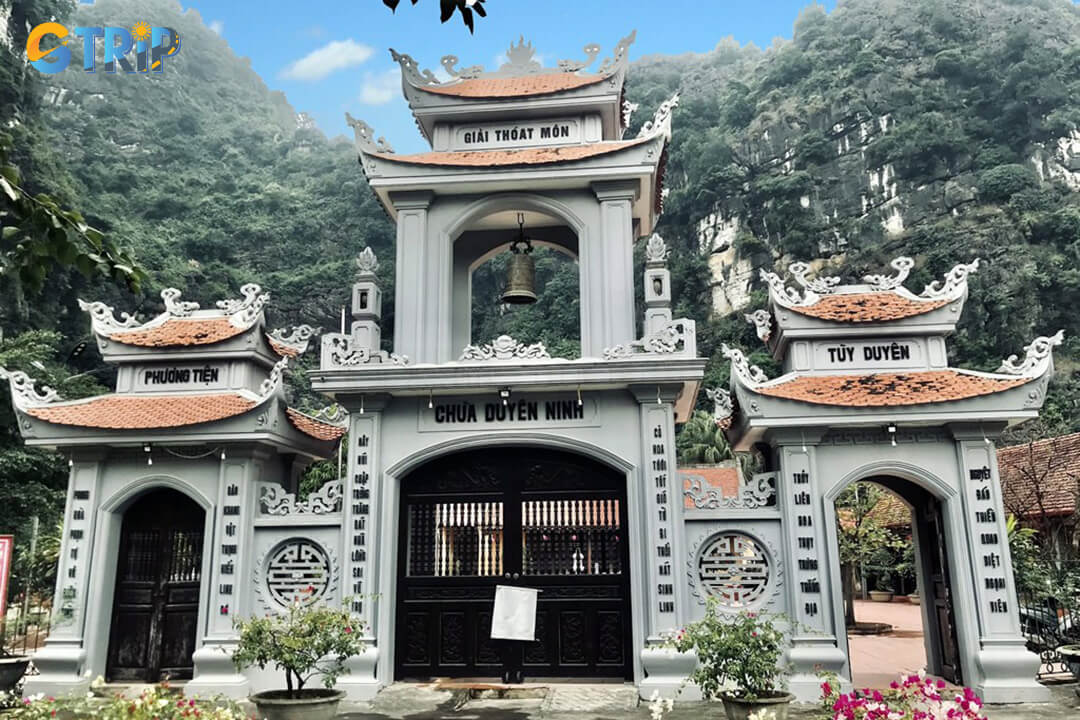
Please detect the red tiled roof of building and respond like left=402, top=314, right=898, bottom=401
left=285, top=408, right=346, bottom=442
left=110, top=317, right=247, bottom=348
left=416, top=72, right=608, bottom=98
left=789, top=293, right=948, bottom=323
left=998, top=432, right=1080, bottom=518
left=25, top=393, right=257, bottom=430
left=267, top=335, right=300, bottom=358
left=374, top=139, right=649, bottom=168
left=755, top=370, right=1027, bottom=407
left=866, top=492, right=912, bottom=528
left=679, top=466, right=740, bottom=509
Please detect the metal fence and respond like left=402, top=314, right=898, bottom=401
left=1018, top=592, right=1080, bottom=679
left=1, top=598, right=51, bottom=657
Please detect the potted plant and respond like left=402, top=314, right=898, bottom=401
left=1058, top=644, right=1080, bottom=697
left=868, top=582, right=894, bottom=603
left=232, top=592, right=365, bottom=720
left=906, top=588, right=921, bottom=605
left=667, top=596, right=794, bottom=720
left=0, top=649, right=30, bottom=694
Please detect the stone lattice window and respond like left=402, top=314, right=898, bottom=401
left=265, top=538, right=332, bottom=607
left=697, top=532, right=771, bottom=608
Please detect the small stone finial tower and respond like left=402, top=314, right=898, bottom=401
left=352, top=247, right=382, bottom=355
left=643, top=233, right=672, bottom=335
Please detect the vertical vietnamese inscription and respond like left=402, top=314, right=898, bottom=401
left=652, top=421, right=675, bottom=616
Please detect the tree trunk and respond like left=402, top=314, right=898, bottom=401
left=842, top=562, right=857, bottom=627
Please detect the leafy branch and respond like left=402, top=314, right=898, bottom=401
left=381, top=0, right=488, bottom=33
left=0, top=132, right=144, bottom=293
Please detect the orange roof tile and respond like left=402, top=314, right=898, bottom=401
left=25, top=393, right=257, bottom=430
left=417, top=73, right=608, bottom=98
left=866, top=492, right=912, bottom=528
left=755, top=370, right=1027, bottom=407
left=680, top=467, right=740, bottom=509
left=998, top=432, right=1080, bottom=518
left=789, top=293, right=947, bottom=323
left=267, top=335, right=300, bottom=358
left=286, top=408, right=345, bottom=442
left=374, top=139, right=648, bottom=168
left=110, top=317, right=247, bottom=348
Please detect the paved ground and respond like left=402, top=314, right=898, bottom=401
left=848, top=598, right=929, bottom=688
left=332, top=680, right=1080, bottom=719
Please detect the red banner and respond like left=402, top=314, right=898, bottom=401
left=0, top=535, right=13, bottom=619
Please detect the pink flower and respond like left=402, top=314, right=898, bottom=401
left=345, top=626, right=353, bottom=634
left=821, top=681, right=832, bottom=696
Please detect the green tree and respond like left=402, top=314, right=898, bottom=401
left=835, top=484, right=905, bottom=626
left=676, top=410, right=734, bottom=464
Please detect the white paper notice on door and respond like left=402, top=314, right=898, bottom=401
left=490, top=585, right=539, bottom=641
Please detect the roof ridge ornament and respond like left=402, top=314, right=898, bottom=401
left=269, top=325, right=320, bottom=355
left=496, top=36, right=543, bottom=76
left=388, top=48, right=441, bottom=86
left=322, top=334, right=410, bottom=368
left=862, top=256, right=914, bottom=291
left=258, top=357, right=290, bottom=399
left=744, top=309, right=772, bottom=343
left=557, top=43, right=601, bottom=73
left=162, top=288, right=199, bottom=317
left=77, top=299, right=140, bottom=332
left=721, top=344, right=770, bottom=388
left=759, top=268, right=816, bottom=307
left=602, top=318, right=696, bottom=359
left=705, top=387, right=734, bottom=429
left=345, top=113, right=395, bottom=154
left=789, top=261, right=840, bottom=294
left=596, top=29, right=636, bottom=76
left=0, top=367, right=61, bottom=408
left=310, top=404, right=349, bottom=427
left=218, top=283, right=270, bottom=329
left=919, top=258, right=980, bottom=299
left=460, top=334, right=551, bottom=361
left=996, top=330, right=1065, bottom=377
left=441, top=55, right=484, bottom=80
left=356, top=246, right=379, bottom=276
left=637, top=92, right=679, bottom=141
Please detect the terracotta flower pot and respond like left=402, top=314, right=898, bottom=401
left=907, top=593, right=921, bottom=605
left=719, top=691, right=796, bottom=720
left=249, top=689, right=345, bottom=720
left=869, top=590, right=894, bottom=602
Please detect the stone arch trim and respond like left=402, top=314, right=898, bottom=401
left=99, top=473, right=214, bottom=514
left=823, top=460, right=957, bottom=505
left=444, top=192, right=589, bottom=246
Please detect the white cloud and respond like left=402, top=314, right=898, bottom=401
left=208, top=20, right=224, bottom=35
left=359, top=68, right=401, bottom=106
left=280, top=39, right=374, bottom=82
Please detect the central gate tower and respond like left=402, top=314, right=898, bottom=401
left=312, top=32, right=705, bottom=695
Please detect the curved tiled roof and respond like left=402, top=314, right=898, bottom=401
left=285, top=408, right=346, bottom=442
left=110, top=317, right=247, bottom=348
left=373, top=138, right=649, bottom=168
left=788, top=293, right=948, bottom=323
left=416, top=72, right=608, bottom=98
left=267, top=335, right=300, bottom=358
left=755, top=370, right=1028, bottom=407
left=998, top=432, right=1080, bottom=518
left=25, top=393, right=257, bottom=430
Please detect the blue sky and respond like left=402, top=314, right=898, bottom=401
left=173, top=0, right=838, bottom=153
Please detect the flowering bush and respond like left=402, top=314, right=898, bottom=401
left=232, top=592, right=365, bottom=697
left=665, top=595, right=789, bottom=701
left=9, top=681, right=247, bottom=720
left=819, top=672, right=988, bottom=720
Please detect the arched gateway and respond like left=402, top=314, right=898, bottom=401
left=0, top=31, right=1061, bottom=706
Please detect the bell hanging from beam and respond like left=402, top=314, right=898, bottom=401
left=501, top=212, right=537, bottom=305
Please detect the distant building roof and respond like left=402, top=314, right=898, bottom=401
left=998, top=432, right=1080, bottom=518
left=109, top=316, right=248, bottom=348
left=754, top=370, right=1028, bottom=407
left=24, top=392, right=258, bottom=430
left=788, top=292, right=948, bottom=323
left=679, top=465, right=740, bottom=509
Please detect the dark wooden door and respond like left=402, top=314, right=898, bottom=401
left=107, top=489, right=204, bottom=682
left=395, top=448, right=632, bottom=680
left=923, top=500, right=962, bottom=684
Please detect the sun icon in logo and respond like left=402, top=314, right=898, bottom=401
left=131, top=21, right=152, bottom=43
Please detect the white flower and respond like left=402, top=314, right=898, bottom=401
left=748, top=710, right=775, bottom=720
left=647, top=690, right=674, bottom=720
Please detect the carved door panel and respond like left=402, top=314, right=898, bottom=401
left=924, top=500, right=962, bottom=685
left=107, top=490, right=204, bottom=682
left=395, top=448, right=632, bottom=680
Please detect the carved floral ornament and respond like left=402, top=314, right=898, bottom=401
left=0, top=367, right=61, bottom=409
left=260, top=480, right=343, bottom=516
left=644, top=233, right=670, bottom=266
left=760, top=256, right=981, bottom=308
left=258, top=357, right=290, bottom=399
left=268, top=324, right=320, bottom=355
left=391, top=30, right=637, bottom=85
left=683, top=473, right=775, bottom=511
left=997, top=330, right=1065, bottom=378
left=345, top=113, right=396, bottom=155
left=460, top=334, right=550, bottom=361
left=721, top=344, right=770, bottom=388
left=322, top=333, right=409, bottom=368
left=705, top=387, right=733, bottom=429
left=744, top=309, right=772, bottom=343
left=636, top=92, right=679, bottom=142
left=355, top=246, right=379, bottom=276
left=311, top=404, right=349, bottom=427
left=602, top=318, right=696, bottom=360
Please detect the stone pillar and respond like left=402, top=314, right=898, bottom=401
left=774, top=432, right=847, bottom=702
left=587, top=181, right=637, bottom=357
left=643, top=234, right=672, bottom=335
left=632, top=384, right=696, bottom=698
left=950, top=425, right=1049, bottom=703
left=390, top=191, right=434, bottom=363
left=24, top=451, right=105, bottom=695
left=335, top=393, right=389, bottom=700
left=187, top=448, right=268, bottom=698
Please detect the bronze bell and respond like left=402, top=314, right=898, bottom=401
left=501, top=213, right=537, bottom=305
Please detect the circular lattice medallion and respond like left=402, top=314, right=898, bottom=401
left=265, top=538, right=332, bottom=607
left=697, top=532, right=771, bottom=608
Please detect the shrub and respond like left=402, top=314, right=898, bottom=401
left=977, top=163, right=1038, bottom=203
left=819, top=672, right=988, bottom=720
left=232, top=593, right=365, bottom=697
left=666, top=596, right=788, bottom=701
left=10, top=681, right=246, bottom=720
